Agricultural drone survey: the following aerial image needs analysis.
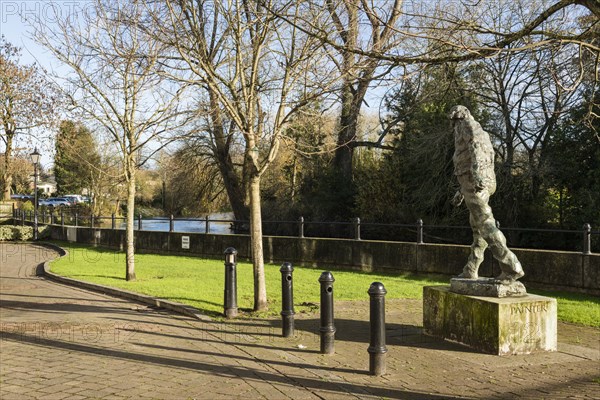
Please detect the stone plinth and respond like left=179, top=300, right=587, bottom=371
left=450, top=277, right=527, bottom=297
left=423, top=286, right=557, bottom=355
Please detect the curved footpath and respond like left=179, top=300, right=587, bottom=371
left=0, top=243, right=598, bottom=400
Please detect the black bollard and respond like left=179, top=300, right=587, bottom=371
left=223, top=247, right=238, bottom=318
left=280, top=262, right=295, bottom=337
left=368, top=282, right=387, bottom=376
left=319, top=271, right=336, bottom=354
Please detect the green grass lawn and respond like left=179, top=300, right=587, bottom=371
left=49, top=242, right=600, bottom=327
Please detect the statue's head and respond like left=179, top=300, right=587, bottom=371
left=448, top=105, right=471, bottom=120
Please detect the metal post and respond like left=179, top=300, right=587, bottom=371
left=21, top=210, right=24, bottom=226
left=299, top=216, right=304, bottom=238
left=61, top=209, right=64, bottom=227
left=319, top=271, right=336, bottom=354
left=280, top=262, right=295, bottom=337
left=205, top=215, right=210, bottom=234
left=368, top=282, right=388, bottom=376
left=138, top=214, right=142, bottom=231
left=33, top=162, right=38, bottom=240
left=417, top=219, right=424, bottom=244
left=74, top=212, right=78, bottom=227
left=355, top=217, right=361, bottom=240
left=169, top=214, right=174, bottom=232
left=583, top=223, right=592, bottom=255
left=111, top=213, right=116, bottom=230
left=224, top=247, right=238, bottom=318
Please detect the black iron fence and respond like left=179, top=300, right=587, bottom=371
left=13, top=208, right=599, bottom=254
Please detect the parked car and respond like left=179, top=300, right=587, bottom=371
left=39, top=197, right=72, bottom=207
left=10, top=194, right=34, bottom=201
left=63, top=194, right=84, bottom=204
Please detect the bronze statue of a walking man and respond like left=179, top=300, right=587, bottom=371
left=449, top=105, right=524, bottom=283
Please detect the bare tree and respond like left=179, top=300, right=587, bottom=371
left=271, top=0, right=598, bottom=182
left=32, top=0, right=189, bottom=280
left=149, top=0, right=330, bottom=310
left=0, top=36, right=60, bottom=200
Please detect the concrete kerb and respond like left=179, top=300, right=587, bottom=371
left=36, top=241, right=213, bottom=322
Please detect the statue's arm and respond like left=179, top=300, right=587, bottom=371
left=468, top=134, right=486, bottom=192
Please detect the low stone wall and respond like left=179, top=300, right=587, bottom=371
left=46, top=224, right=599, bottom=294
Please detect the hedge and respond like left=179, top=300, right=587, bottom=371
left=0, top=225, right=50, bottom=241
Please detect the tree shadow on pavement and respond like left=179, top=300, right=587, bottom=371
left=1, top=331, right=457, bottom=400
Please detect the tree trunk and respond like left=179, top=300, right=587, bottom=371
left=2, top=133, right=14, bottom=200
left=125, top=168, right=136, bottom=281
left=333, top=82, right=359, bottom=182
left=209, top=91, right=250, bottom=221
left=249, top=175, right=267, bottom=311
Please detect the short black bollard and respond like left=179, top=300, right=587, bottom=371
left=319, top=271, right=336, bottom=354
left=368, top=282, right=387, bottom=376
left=280, top=262, right=295, bottom=337
left=224, top=247, right=238, bottom=318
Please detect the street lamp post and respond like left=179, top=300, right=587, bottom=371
left=31, top=148, right=40, bottom=240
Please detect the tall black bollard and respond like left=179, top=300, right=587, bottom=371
left=223, top=247, right=238, bottom=318
left=319, top=271, right=336, bottom=354
left=280, top=263, right=295, bottom=337
left=368, top=282, right=387, bottom=376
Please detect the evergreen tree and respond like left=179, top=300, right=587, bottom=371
left=355, top=64, right=485, bottom=227
left=54, top=121, right=100, bottom=195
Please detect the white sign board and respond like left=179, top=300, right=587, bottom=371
left=181, top=236, right=190, bottom=249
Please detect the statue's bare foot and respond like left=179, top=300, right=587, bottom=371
left=457, top=266, right=478, bottom=279
left=494, top=270, right=524, bottom=284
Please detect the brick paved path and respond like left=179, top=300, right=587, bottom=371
left=1, top=243, right=599, bottom=399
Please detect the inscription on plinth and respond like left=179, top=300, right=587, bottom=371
left=423, top=286, right=557, bottom=355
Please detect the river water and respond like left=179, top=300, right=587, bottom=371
left=118, top=212, right=235, bottom=234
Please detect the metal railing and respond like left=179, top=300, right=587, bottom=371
left=14, top=208, right=598, bottom=254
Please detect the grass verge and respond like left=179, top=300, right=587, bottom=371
left=48, top=242, right=600, bottom=327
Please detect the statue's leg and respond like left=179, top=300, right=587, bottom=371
left=486, top=231, right=524, bottom=282
left=458, top=214, right=487, bottom=279
left=467, top=192, right=524, bottom=282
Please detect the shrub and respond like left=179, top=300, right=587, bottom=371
left=0, top=226, right=14, bottom=241
left=13, top=226, right=33, bottom=241
left=0, top=225, right=50, bottom=241
left=20, top=201, right=34, bottom=212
